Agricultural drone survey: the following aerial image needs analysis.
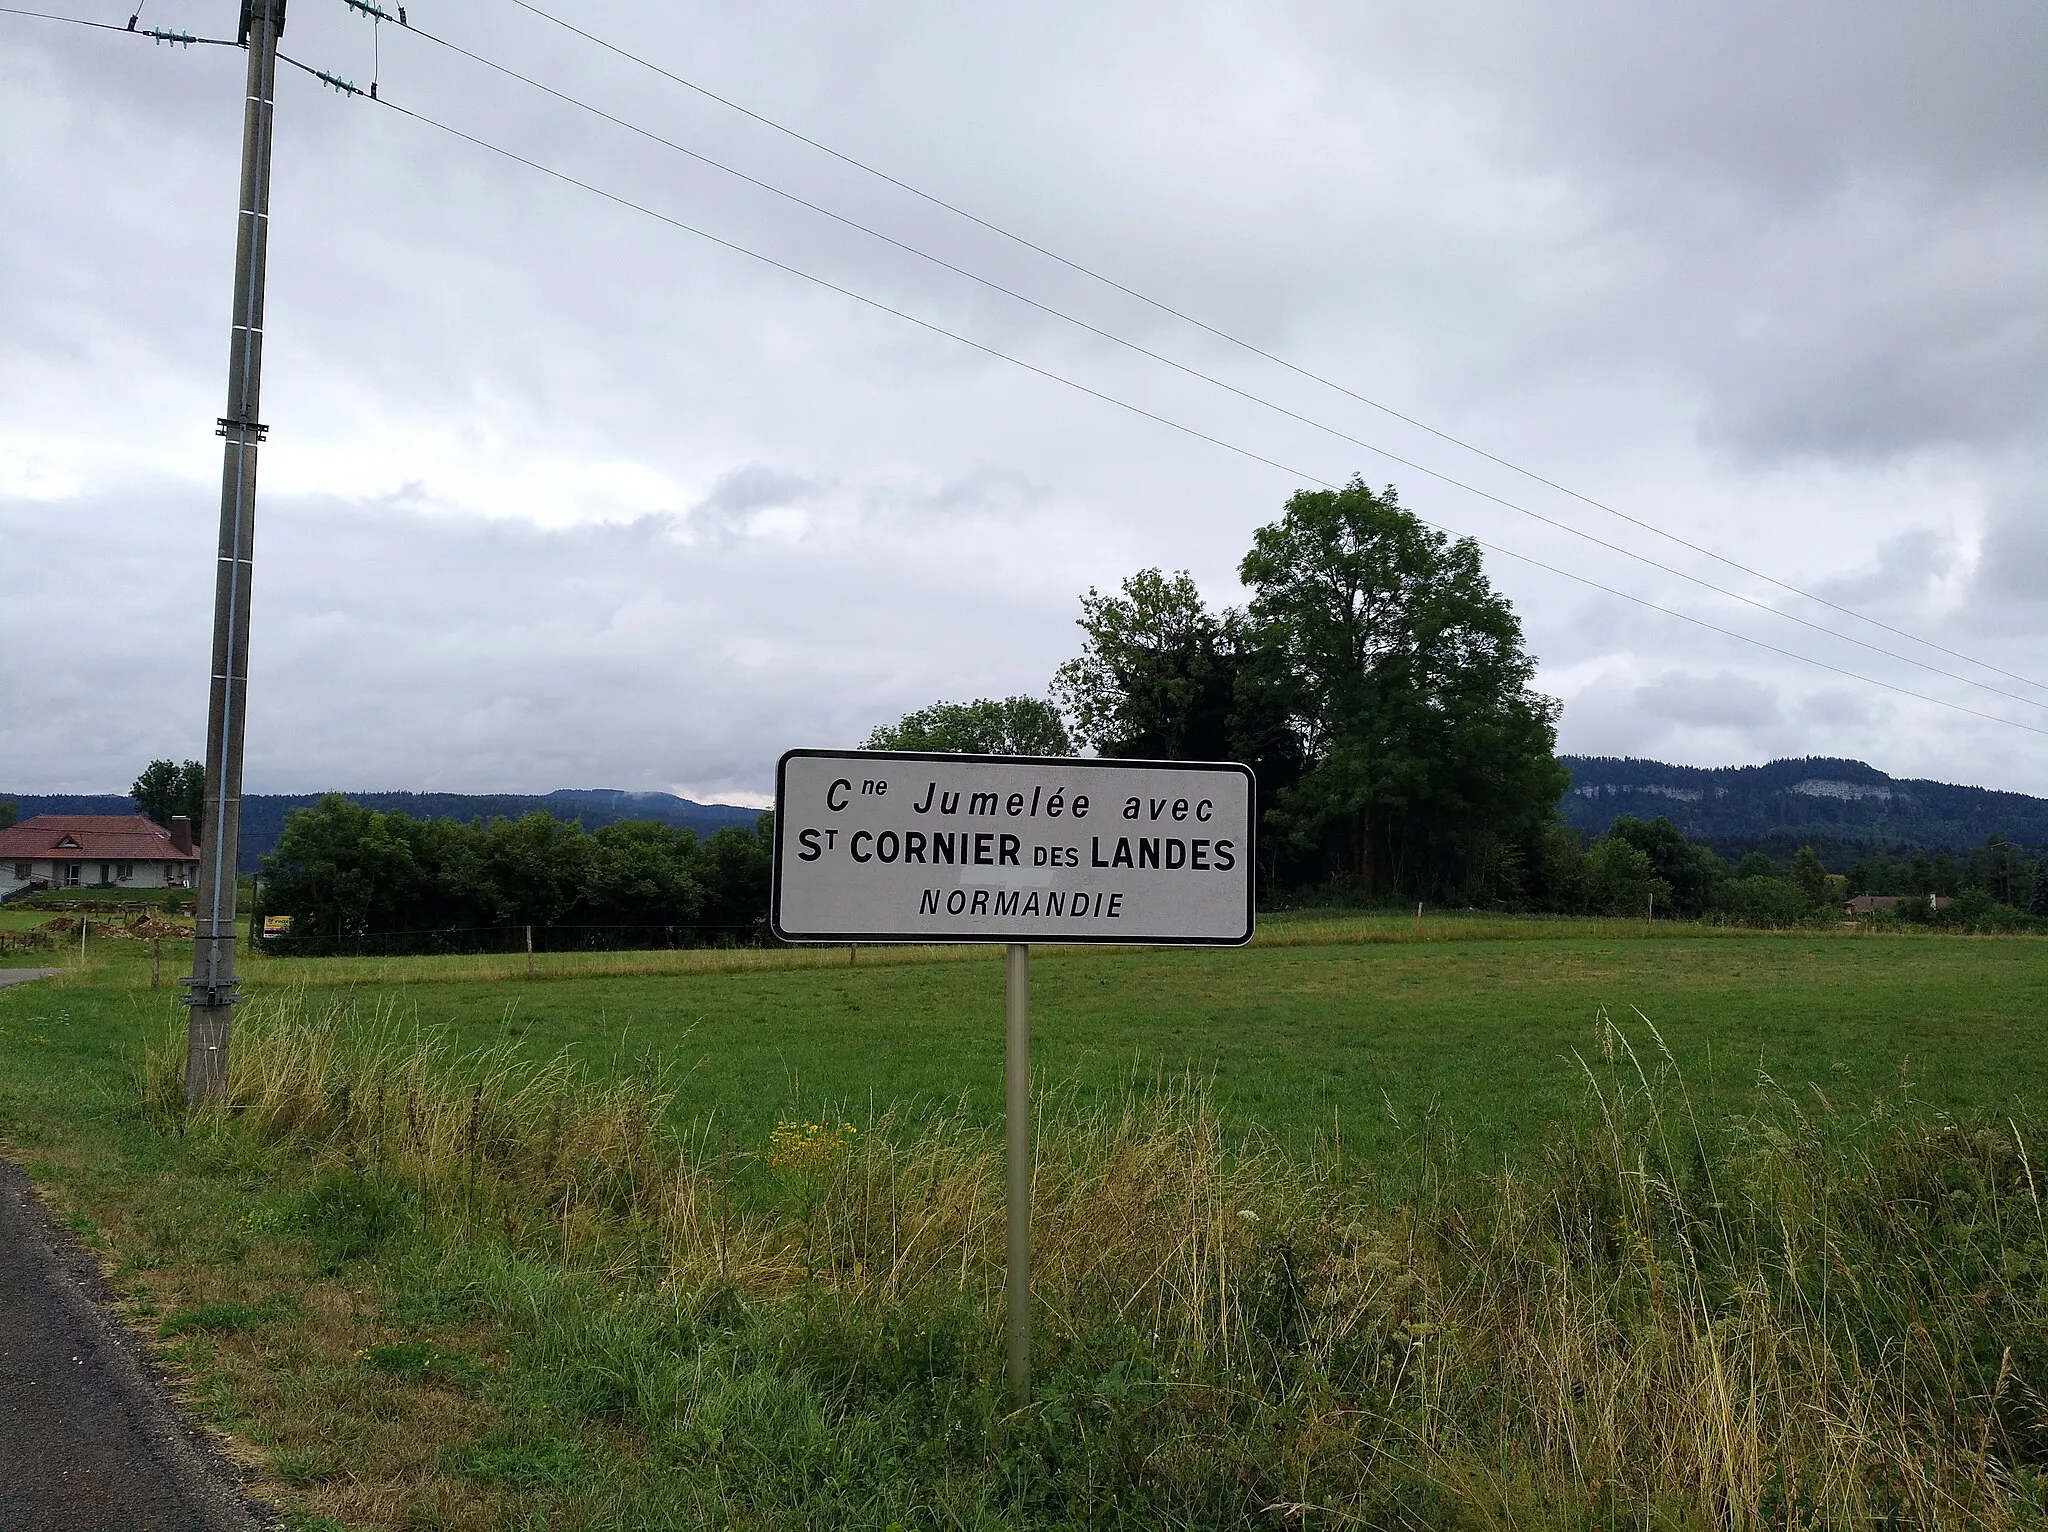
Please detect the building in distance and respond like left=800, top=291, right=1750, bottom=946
left=0, top=814, right=199, bottom=897
left=1845, top=893, right=1953, bottom=914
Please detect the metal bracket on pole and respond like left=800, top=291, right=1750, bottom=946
left=175, top=975, right=242, bottom=1009
left=1005, top=942, right=1031, bottom=1408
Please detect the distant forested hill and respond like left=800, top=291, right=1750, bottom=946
left=0, top=789, right=761, bottom=872
left=13, top=760, right=2041, bottom=872
left=1560, top=756, right=2048, bottom=859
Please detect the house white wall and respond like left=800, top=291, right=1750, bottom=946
left=0, top=859, right=191, bottom=894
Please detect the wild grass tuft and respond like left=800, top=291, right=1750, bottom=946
left=147, top=992, right=2048, bottom=1527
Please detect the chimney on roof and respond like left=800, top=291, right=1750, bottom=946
left=170, top=816, right=193, bottom=854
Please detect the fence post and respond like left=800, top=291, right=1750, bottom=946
left=525, top=924, right=534, bottom=978
left=152, top=939, right=162, bottom=990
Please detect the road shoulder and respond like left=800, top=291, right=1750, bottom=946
left=0, top=1156, right=273, bottom=1532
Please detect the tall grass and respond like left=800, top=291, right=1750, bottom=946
left=147, top=995, right=2048, bottom=1527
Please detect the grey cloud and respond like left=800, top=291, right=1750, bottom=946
left=686, top=464, right=828, bottom=541
left=1965, top=470, right=2048, bottom=635
left=1429, top=2, right=2047, bottom=195
left=693, top=464, right=824, bottom=522
left=4, top=0, right=2047, bottom=797
left=1634, top=671, right=1783, bottom=731
left=1687, top=190, right=2048, bottom=461
left=0, top=482, right=1086, bottom=796
left=1815, top=530, right=1958, bottom=606
left=1794, top=689, right=1880, bottom=730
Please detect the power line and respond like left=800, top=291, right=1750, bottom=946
left=0, top=4, right=235, bottom=43
left=358, top=10, right=2048, bottom=718
left=14, top=7, right=2042, bottom=739
left=339, top=87, right=2048, bottom=741
left=502, top=0, right=2048, bottom=699
left=278, top=48, right=361, bottom=95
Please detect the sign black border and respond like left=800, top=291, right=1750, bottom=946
left=770, top=749, right=1256, bottom=947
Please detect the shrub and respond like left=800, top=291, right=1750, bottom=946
left=1713, top=873, right=1812, bottom=926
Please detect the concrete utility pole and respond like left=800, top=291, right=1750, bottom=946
left=184, top=0, right=286, bottom=1104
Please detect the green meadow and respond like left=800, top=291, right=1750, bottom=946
left=4, top=918, right=2048, bottom=1529
left=8, top=915, right=2045, bottom=1156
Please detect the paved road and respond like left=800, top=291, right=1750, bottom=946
left=0, top=969, right=62, bottom=991
left=0, top=1160, right=258, bottom=1531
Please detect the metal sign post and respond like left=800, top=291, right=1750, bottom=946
left=1005, top=941, right=1030, bottom=1403
left=771, top=749, right=1255, bottom=1408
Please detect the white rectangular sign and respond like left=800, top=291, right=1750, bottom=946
left=771, top=750, right=1255, bottom=945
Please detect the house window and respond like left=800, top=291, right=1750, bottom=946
left=117, top=863, right=134, bottom=881
left=10, top=863, right=28, bottom=881
left=62, top=864, right=81, bottom=887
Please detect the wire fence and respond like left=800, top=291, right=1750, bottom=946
left=257, top=920, right=775, bottom=958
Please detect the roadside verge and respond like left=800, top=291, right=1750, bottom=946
left=0, top=1157, right=270, bottom=1532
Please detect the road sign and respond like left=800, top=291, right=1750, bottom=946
left=771, top=749, right=1254, bottom=946
left=771, top=747, right=1254, bottom=1406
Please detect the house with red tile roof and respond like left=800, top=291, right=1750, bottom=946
left=0, top=814, right=200, bottom=897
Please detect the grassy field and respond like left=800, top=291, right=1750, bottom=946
left=3, top=917, right=2047, bottom=1528
left=9, top=913, right=2044, bottom=1157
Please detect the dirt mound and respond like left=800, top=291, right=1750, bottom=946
left=30, top=916, right=189, bottom=940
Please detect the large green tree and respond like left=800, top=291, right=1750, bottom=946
left=1237, top=479, right=1565, bottom=896
left=864, top=696, right=1071, bottom=756
left=259, top=795, right=444, bottom=937
left=696, top=817, right=776, bottom=934
left=1969, top=834, right=2029, bottom=907
left=131, top=759, right=205, bottom=837
left=1048, top=569, right=1302, bottom=818
left=1052, top=570, right=1234, bottom=758
left=582, top=820, right=707, bottom=926
left=1606, top=814, right=1728, bottom=917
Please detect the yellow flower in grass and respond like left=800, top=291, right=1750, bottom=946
left=767, top=1119, right=856, bottom=1174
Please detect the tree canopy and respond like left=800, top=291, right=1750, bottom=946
left=864, top=697, right=1072, bottom=756
left=1605, top=814, right=1727, bottom=917
left=132, top=759, right=205, bottom=837
left=1051, top=570, right=1235, bottom=760
left=1239, top=480, right=1566, bottom=896
left=259, top=796, right=773, bottom=951
left=1046, top=481, right=1564, bottom=900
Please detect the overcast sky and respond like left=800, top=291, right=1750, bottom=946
left=3, top=0, right=2044, bottom=804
